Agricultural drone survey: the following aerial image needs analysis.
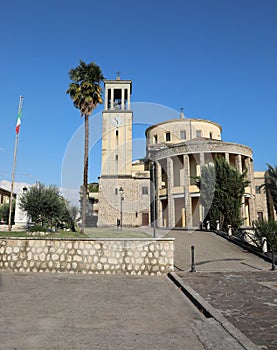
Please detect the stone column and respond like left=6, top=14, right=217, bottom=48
left=245, top=157, right=256, bottom=225
left=121, top=88, right=124, bottom=110
left=200, top=152, right=204, bottom=166
left=156, top=161, right=163, bottom=227
left=127, top=87, right=131, bottom=110
left=199, top=152, right=204, bottom=177
left=111, top=88, right=114, bottom=110
left=167, top=157, right=175, bottom=228
left=105, top=88, right=108, bottom=110
left=225, top=152, right=230, bottom=163
left=183, top=154, right=192, bottom=228
left=241, top=200, right=246, bottom=225
left=199, top=152, right=205, bottom=171
left=235, top=154, right=242, bottom=174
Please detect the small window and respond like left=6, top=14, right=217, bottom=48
left=196, top=130, right=202, bottom=138
left=255, top=185, right=261, bottom=194
left=115, top=188, right=118, bottom=195
left=142, top=186, right=148, bottom=195
left=153, top=134, right=158, bottom=144
left=180, top=130, right=186, bottom=140
left=209, top=132, right=213, bottom=139
left=115, top=154, right=118, bottom=160
left=165, top=132, right=171, bottom=142
left=257, top=212, right=263, bottom=221
left=116, top=130, right=119, bottom=136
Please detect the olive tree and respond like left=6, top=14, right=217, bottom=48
left=19, top=182, right=72, bottom=229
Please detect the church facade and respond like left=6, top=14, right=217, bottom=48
left=97, top=76, right=270, bottom=229
left=146, top=118, right=256, bottom=228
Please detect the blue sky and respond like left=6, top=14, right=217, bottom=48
left=1, top=0, right=277, bottom=192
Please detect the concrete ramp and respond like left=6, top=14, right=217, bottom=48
left=166, top=230, right=271, bottom=272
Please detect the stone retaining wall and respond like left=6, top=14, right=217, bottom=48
left=0, top=238, right=174, bottom=275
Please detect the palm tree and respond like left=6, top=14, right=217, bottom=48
left=66, top=60, right=104, bottom=233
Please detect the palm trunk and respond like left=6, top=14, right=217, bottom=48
left=81, top=114, right=89, bottom=233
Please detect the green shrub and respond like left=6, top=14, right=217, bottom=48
left=28, top=225, right=47, bottom=233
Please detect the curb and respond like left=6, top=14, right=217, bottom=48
left=168, top=272, right=259, bottom=350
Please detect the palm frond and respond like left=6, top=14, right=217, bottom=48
left=66, top=60, right=104, bottom=117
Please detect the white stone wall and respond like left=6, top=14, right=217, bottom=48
left=0, top=238, right=174, bottom=275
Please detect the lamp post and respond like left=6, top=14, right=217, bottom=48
left=119, top=187, right=124, bottom=231
left=151, top=161, right=156, bottom=238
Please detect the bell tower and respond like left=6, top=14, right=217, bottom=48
left=98, top=74, right=150, bottom=228
left=101, top=74, right=133, bottom=177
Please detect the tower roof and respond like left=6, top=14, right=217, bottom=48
left=104, top=79, right=132, bottom=93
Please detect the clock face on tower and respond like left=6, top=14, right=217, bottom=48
left=112, top=115, right=122, bottom=127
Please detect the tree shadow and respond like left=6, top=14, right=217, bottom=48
left=174, top=258, right=244, bottom=272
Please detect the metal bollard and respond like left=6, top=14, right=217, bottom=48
left=206, top=221, right=210, bottom=231
left=271, top=246, right=276, bottom=271
left=227, top=225, right=232, bottom=237
left=216, top=220, right=220, bottom=231
left=190, top=245, right=196, bottom=272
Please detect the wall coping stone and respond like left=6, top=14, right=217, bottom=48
left=0, top=237, right=175, bottom=242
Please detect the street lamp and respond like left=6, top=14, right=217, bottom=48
left=119, top=187, right=124, bottom=231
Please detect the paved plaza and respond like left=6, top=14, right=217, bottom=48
left=0, top=229, right=276, bottom=349
left=0, top=271, right=246, bottom=350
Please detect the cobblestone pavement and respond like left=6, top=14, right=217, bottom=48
left=176, top=270, right=277, bottom=350
left=164, top=230, right=277, bottom=350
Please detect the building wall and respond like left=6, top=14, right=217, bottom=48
left=0, top=187, right=16, bottom=205
left=146, top=118, right=222, bottom=147
left=98, top=176, right=150, bottom=227
left=254, top=172, right=269, bottom=221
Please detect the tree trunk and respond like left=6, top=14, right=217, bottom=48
left=81, top=114, right=89, bottom=233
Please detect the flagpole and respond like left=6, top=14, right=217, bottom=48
left=8, top=96, right=24, bottom=231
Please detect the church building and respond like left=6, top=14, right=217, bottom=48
left=97, top=75, right=271, bottom=229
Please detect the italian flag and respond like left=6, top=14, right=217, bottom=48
left=15, top=96, right=23, bottom=134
